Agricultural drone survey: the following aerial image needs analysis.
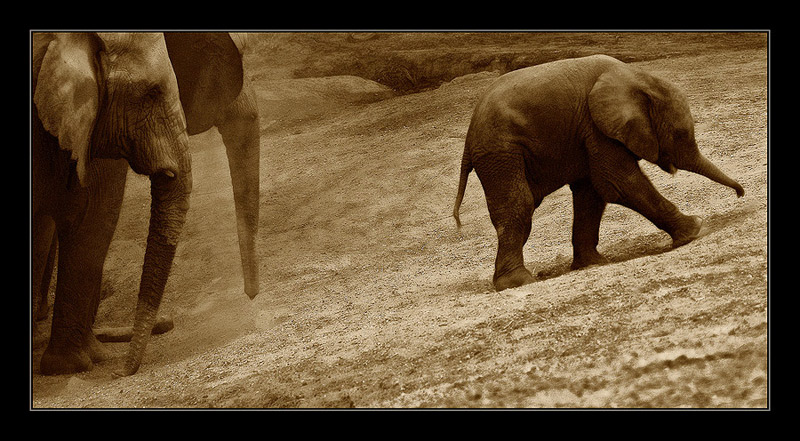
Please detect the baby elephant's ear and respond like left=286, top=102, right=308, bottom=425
left=33, top=33, right=100, bottom=187
left=588, top=66, right=659, bottom=163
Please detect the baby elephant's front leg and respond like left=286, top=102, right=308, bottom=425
left=606, top=167, right=703, bottom=248
left=570, top=179, right=611, bottom=269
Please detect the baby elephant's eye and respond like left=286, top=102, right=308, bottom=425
left=672, top=129, right=689, bottom=143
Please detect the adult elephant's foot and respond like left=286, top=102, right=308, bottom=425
left=39, top=333, right=113, bottom=375
left=571, top=249, right=610, bottom=270
left=670, top=215, right=703, bottom=248
left=493, top=266, right=536, bottom=291
left=87, top=333, right=112, bottom=363
left=40, top=345, right=92, bottom=375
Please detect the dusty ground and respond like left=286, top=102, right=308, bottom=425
left=31, top=32, right=769, bottom=408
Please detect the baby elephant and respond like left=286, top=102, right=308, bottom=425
left=453, top=54, right=744, bottom=291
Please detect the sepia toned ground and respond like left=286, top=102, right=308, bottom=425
left=31, top=32, right=768, bottom=408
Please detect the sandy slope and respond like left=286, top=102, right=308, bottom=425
left=31, top=33, right=768, bottom=408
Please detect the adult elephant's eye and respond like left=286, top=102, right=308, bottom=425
left=144, top=85, right=163, bottom=101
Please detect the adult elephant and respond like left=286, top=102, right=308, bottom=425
left=31, top=32, right=260, bottom=376
left=453, top=54, right=744, bottom=291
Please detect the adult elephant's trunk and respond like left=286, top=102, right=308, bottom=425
left=164, top=32, right=259, bottom=299
left=682, top=152, right=745, bottom=198
left=227, top=134, right=260, bottom=300
left=117, top=156, right=192, bottom=377
left=218, top=88, right=261, bottom=300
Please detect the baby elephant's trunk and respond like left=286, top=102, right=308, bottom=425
left=684, top=153, right=745, bottom=198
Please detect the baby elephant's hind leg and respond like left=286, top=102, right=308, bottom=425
left=476, top=151, right=536, bottom=291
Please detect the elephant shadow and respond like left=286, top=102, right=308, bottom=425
left=534, top=203, right=755, bottom=283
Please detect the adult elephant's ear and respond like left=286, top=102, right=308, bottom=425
left=33, top=33, right=101, bottom=187
left=588, top=66, right=660, bottom=164
left=164, top=32, right=244, bottom=135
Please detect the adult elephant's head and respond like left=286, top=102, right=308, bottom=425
left=34, top=32, right=192, bottom=376
left=588, top=63, right=745, bottom=198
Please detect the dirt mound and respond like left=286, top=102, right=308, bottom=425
left=277, top=32, right=766, bottom=93
left=254, top=75, right=395, bottom=128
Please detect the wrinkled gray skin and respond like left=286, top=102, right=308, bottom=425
left=31, top=32, right=260, bottom=376
left=454, top=55, right=744, bottom=292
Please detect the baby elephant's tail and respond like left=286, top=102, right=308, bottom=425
left=453, top=149, right=473, bottom=229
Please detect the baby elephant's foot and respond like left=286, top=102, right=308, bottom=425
left=493, top=266, right=536, bottom=291
left=571, top=249, right=610, bottom=270
left=671, top=215, right=703, bottom=248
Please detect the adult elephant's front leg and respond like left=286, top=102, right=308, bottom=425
left=39, top=161, right=127, bottom=375
left=31, top=215, right=56, bottom=324
left=40, top=234, right=109, bottom=374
